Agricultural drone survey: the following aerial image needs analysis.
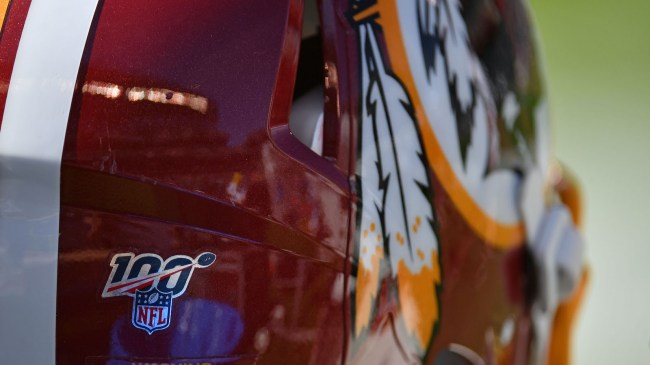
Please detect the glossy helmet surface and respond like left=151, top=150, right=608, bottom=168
left=0, top=0, right=585, bottom=364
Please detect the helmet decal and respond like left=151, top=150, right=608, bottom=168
left=102, top=252, right=216, bottom=334
left=353, top=0, right=552, bottom=249
left=353, top=22, right=441, bottom=353
left=350, top=0, right=552, bottom=359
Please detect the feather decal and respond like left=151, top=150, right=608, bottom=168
left=354, top=24, right=387, bottom=337
left=354, top=22, right=441, bottom=351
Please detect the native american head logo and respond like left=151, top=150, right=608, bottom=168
left=350, top=0, right=552, bottom=359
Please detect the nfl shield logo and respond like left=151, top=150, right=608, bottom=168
left=132, top=287, right=172, bottom=334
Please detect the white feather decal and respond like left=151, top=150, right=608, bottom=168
left=354, top=26, right=385, bottom=338
left=355, top=23, right=441, bottom=351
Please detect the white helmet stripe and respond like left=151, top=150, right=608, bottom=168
left=0, top=0, right=100, bottom=363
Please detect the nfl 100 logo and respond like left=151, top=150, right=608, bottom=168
left=101, top=252, right=216, bottom=334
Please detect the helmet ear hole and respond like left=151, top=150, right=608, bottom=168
left=290, top=86, right=324, bottom=155
left=289, top=0, right=325, bottom=155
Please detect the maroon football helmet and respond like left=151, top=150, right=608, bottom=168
left=0, top=1, right=586, bottom=364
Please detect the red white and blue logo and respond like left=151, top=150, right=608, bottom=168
left=133, top=287, right=172, bottom=334
left=102, top=252, right=216, bottom=334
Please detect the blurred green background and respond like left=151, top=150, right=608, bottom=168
left=530, top=0, right=650, bottom=363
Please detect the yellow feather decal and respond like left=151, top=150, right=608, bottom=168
left=397, top=252, right=441, bottom=350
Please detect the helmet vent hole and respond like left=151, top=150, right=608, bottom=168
left=289, top=0, right=325, bottom=155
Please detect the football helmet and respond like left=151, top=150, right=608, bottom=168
left=0, top=0, right=586, bottom=364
